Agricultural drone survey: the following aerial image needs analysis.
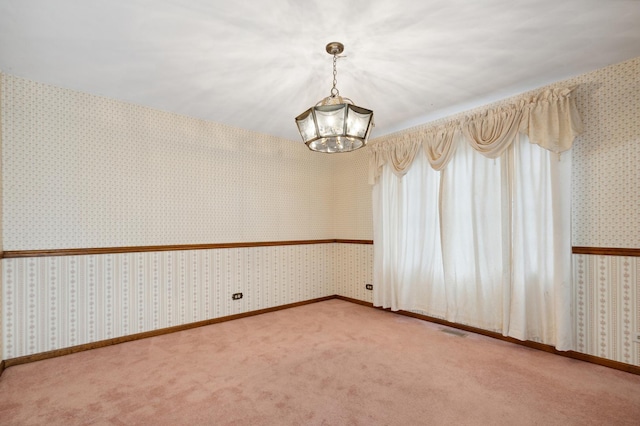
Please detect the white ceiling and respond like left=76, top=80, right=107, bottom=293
left=1, top=0, right=640, bottom=141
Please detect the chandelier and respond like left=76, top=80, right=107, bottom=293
left=295, top=42, right=374, bottom=153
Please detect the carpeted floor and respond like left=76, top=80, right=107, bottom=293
left=1, top=299, right=639, bottom=425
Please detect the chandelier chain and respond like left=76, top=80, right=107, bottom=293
left=331, top=54, right=339, bottom=97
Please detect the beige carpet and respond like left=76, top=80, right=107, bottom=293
left=0, top=299, right=639, bottom=425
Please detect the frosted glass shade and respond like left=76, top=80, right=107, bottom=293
left=295, top=103, right=374, bottom=153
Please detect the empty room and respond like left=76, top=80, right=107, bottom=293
left=0, top=0, right=639, bottom=424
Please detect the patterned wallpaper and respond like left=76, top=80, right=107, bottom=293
left=574, top=254, right=639, bottom=366
left=0, top=73, right=378, bottom=360
left=3, top=244, right=335, bottom=359
left=331, top=149, right=373, bottom=240
left=1, top=243, right=376, bottom=360
left=2, top=56, right=640, bottom=368
left=333, top=243, right=373, bottom=303
left=0, top=74, right=335, bottom=250
left=569, top=58, right=640, bottom=248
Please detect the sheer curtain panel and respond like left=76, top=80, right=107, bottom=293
left=370, top=88, right=580, bottom=350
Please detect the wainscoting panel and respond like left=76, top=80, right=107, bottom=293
left=332, top=243, right=373, bottom=304
left=574, top=254, right=640, bottom=366
left=2, top=244, right=334, bottom=359
left=334, top=251, right=640, bottom=367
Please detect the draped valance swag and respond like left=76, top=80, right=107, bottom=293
left=369, top=87, right=582, bottom=184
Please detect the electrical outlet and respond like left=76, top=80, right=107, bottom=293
left=232, top=293, right=243, bottom=300
left=365, top=284, right=373, bottom=290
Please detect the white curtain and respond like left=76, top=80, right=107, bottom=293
left=508, top=134, right=573, bottom=349
left=373, top=146, right=446, bottom=316
left=372, top=133, right=573, bottom=350
left=440, top=134, right=505, bottom=331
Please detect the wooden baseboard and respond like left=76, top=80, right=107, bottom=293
left=0, top=360, right=5, bottom=377
left=334, top=295, right=640, bottom=376
left=2, top=296, right=335, bottom=370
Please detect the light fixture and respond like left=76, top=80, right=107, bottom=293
left=295, top=42, right=374, bottom=153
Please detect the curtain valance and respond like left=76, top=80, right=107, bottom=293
left=369, top=87, right=582, bottom=184
left=462, top=102, right=524, bottom=159
left=522, top=87, right=584, bottom=153
left=423, top=123, right=458, bottom=171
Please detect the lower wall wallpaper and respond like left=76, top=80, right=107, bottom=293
left=574, top=254, right=640, bottom=366
left=336, top=251, right=639, bottom=367
left=2, top=244, right=336, bottom=359
left=3, top=245, right=638, bottom=368
left=333, top=243, right=374, bottom=304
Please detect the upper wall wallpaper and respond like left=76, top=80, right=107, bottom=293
left=331, top=148, right=373, bottom=241
left=1, top=75, right=337, bottom=250
left=2, top=57, right=638, bottom=250
left=569, top=57, right=639, bottom=248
